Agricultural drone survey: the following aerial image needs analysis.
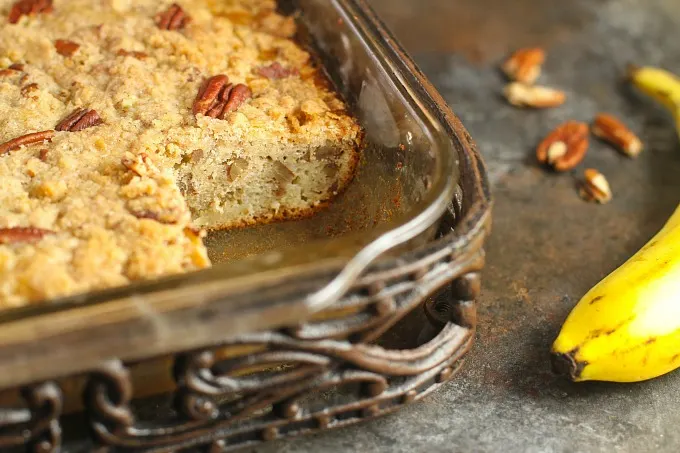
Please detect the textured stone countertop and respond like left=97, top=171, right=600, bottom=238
left=261, top=0, right=680, bottom=451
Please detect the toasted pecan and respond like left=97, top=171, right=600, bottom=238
left=55, top=39, right=80, bottom=57
left=536, top=121, right=589, bottom=172
left=0, top=130, right=54, bottom=156
left=221, top=84, right=251, bottom=118
left=193, top=75, right=231, bottom=116
left=193, top=76, right=252, bottom=119
left=580, top=168, right=612, bottom=204
left=502, top=48, right=546, bottom=84
left=8, top=0, right=53, bottom=24
left=156, top=3, right=191, bottom=31
left=116, top=49, right=149, bottom=60
left=592, top=113, right=643, bottom=157
left=56, top=108, right=103, bottom=132
left=504, top=83, right=566, bottom=108
left=0, top=227, right=53, bottom=244
left=256, top=62, right=299, bottom=79
left=20, top=82, right=39, bottom=97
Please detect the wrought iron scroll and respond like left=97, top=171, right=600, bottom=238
left=83, top=242, right=485, bottom=452
left=0, top=382, right=62, bottom=453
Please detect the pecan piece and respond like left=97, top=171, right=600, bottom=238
left=20, top=82, right=39, bottom=97
left=592, top=113, right=643, bottom=157
left=580, top=168, right=612, bottom=204
left=502, top=47, right=546, bottom=84
left=0, top=227, right=53, bottom=244
left=55, top=39, right=80, bottom=57
left=536, top=121, right=589, bottom=172
left=156, top=3, right=191, bottom=31
left=121, top=152, right=158, bottom=177
left=256, top=62, right=298, bottom=79
left=8, top=0, right=53, bottom=24
left=504, top=83, right=566, bottom=108
left=116, top=49, right=149, bottom=60
left=0, top=64, right=24, bottom=77
left=0, top=130, right=54, bottom=156
left=56, top=108, right=103, bottom=132
left=221, top=83, right=252, bottom=118
left=193, top=75, right=231, bottom=117
left=193, top=77, right=252, bottom=119
left=131, top=210, right=179, bottom=225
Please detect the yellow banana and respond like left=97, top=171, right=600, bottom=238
left=552, top=65, right=680, bottom=383
left=627, top=65, right=680, bottom=136
left=552, top=204, right=680, bottom=382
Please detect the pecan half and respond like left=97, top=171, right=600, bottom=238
left=221, top=84, right=252, bottom=118
left=193, top=75, right=231, bottom=116
left=193, top=76, right=251, bottom=119
left=536, top=121, right=589, bottom=172
left=116, top=49, right=149, bottom=60
left=0, top=227, right=53, bottom=244
left=55, top=39, right=80, bottom=57
left=8, top=0, right=53, bottom=24
left=0, top=64, right=25, bottom=77
left=502, top=48, right=545, bottom=84
left=256, top=62, right=298, bottom=79
left=0, top=130, right=54, bottom=156
left=504, top=83, right=566, bottom=108
left=580, top=168, right=612, bottom=204
left=56, top=108, right=103, bottom=132
left=592, top=113, right=643, bottom=158
left=156, top=3, right=191, bottom=31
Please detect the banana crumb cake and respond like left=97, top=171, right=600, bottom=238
left=0, top=0, right=362, bottom=307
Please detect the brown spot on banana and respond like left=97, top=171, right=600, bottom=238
left=584, top=316, right=635, bottom=341
left=588, top=295, right=604, bottom=305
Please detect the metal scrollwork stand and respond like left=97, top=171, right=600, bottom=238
left=78, top=203, right=487, bottom=452
left=0, top=382, right=62, bottom=452
left=0, top=182, right=489, bottom=453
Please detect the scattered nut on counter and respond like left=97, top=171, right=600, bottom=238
left=502, top=47, right=546, bottom=84
left=592, top=113, right=644, bottom=157
left=536, top=121, right=589, bottom=171
left=504, top=83, right=566, bottom=108
left=580, top=168, right=612, bottom=204
left=502, top=49, right=642, bottom=205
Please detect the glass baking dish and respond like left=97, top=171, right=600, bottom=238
left=0, top=0, right=470, bottom=392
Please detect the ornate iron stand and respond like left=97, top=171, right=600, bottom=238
left=0, top=195, right=489, bottom=453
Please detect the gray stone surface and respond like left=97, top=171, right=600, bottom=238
left=258, top=0, right=680, bottom=451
